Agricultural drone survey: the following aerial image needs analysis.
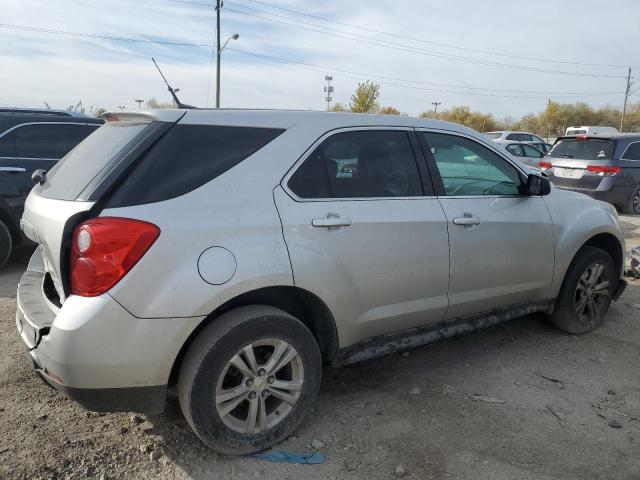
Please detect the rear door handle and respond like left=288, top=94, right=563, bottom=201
left=311, top=216, right=352, bottom=228
left=0, top=167, right=26, bottom=173
left=452, top=214, right=481, bottom=226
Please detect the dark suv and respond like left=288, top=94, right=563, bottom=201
left=541, top=134, right=640, bottom=214
left=0, top=108, right=102, bottom=266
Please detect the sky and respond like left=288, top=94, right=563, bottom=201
left=1, top=0, right=639, bottom=118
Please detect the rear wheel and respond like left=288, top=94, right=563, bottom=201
left=621, top=184, right=640, bottom=215
left=178, top=305, right=322, bottom=455
left=550, top=246, right=616, bottom=334
left=0, top=220, right=12, bottom=269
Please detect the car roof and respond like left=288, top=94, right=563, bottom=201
left=0, top=107, right=92, bottom=118
left=0, top=110, right=103, bottom=133
left=116, top=108, right=482, bottom=136
left=557, top=134, right=640, bottom=141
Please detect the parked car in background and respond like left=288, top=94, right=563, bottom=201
left=0, top=108, right=102, bottom=267
left=17, top=110, right=626, bottom=455
left=528, top=141, right=553, bottom=153
left=540, top=134, right=640, bottom=214
left=497, top=141, right=546, bottom=167
left=485, top=130, right=546, bottom=143
left=566, top=126, right=619, bottom=136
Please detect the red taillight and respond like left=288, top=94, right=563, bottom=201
left=538, top=161, right=553, bottom=170
left=576, top=135, right=588, bottom=141
left=70, top=217, right=160, bottom=297
left=586, top=165, right=620, bottom=176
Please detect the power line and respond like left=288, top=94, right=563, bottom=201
left=0, top=23, right=211, bottom=47
left=0, top=22, right=624, bottom=99
left=226, top=47, right=623, bottom=100
left=224, top=0, right=636, bottom=70
left=217, top=4, right=627, bottom=79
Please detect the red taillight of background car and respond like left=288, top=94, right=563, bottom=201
left=586, top=165, right=621, bottom=176
left=70, top=217, right=160, bottom=297
left=538, top=161, right=553, bottom=170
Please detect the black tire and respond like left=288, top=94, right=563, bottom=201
left=621, top=184, right=640, bottom=215
left=550, top=246, right=616, bottom=334
left=178, top=305, right=322, bottom=455
left=0, top=220, right=12, bottom=269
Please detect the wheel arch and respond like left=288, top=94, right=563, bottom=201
left=581, top=232, right=624, bottom=277
left=168, top=285, right=339, bottom=386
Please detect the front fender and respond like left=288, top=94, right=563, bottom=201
left=545, top=188, right=624, bottom=298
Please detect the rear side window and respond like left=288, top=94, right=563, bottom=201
left=548, top=138, right=613, bottom=160
left=484, top=132, right=502, bottom=140
left=622, top=142, right=640, bottom=160
left=107, top=125, right=284, bottom=206
left=506, top=144, right=524, bottom=157
left=522, top=144, right=544, bottom=158
left=288, top=130, right=423, bottom=199
left=0, top=123, right=98, bottom=159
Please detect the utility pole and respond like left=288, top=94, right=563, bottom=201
left=135, top=99, right=144, bottom=110
left=324, top=75, right=334, bottom=110
left=215, top=0, right=222, bottom=108
left=431, top=101, right=441, bottom=117
left=547, top=98, right=551, bottom=142
left=620, top=67, right=633, bottom=132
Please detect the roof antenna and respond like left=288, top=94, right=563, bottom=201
left=152, top=57, right=196, bottom=109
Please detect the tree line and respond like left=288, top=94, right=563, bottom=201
left=331, top=81, right=640, bottom=136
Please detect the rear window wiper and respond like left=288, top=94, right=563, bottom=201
left=558, top=154, right=574, bottom=158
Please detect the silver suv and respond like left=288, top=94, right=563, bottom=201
left=17, top=110, right=626, bottom=454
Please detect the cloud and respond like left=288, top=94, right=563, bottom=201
left=0, top=0, right=637, bottom=116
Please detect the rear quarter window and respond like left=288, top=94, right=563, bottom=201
left=106, top=124, right=284, bottom=206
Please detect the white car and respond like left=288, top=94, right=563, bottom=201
left=485, top=130, right=546, bottom=143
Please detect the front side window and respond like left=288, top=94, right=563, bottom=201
left=288, top=130, right=423, bottom=199
left=622, top=142, right=640, bottom=160
left=421, top=132, right=523, bottom=196
left=0, top=123, right=93, bottom=159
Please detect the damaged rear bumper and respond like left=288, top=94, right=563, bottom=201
left=16, top=250, right=203, bottom=414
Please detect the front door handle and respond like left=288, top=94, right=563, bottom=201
left=452, top=214, right=481, bottom=226
left=311, top=215, right=352, bottom=228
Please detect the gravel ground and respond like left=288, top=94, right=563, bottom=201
left=1, top=217, right=639, bottom=480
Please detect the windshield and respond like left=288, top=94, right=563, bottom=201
left=37, top=121, right=150, bottom=200
left=548, top=138, right=613, bottom=160
left=484, top=132, right=502, bottom=140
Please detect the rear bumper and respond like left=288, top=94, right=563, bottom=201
left=16, top=250, right=203, bottom=413
left=553, top=178, right=633, bottom=207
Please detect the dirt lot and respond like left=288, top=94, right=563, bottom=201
left=1, top=217, right=640, bottom=480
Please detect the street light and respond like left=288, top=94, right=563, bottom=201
left=135, top=99, right=144, bottom=110
left=216, top=33, right=239, bottom=108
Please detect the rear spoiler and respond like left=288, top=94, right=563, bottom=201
left=100, top=110, right=185, bottom=123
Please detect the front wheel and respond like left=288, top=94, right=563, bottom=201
left=178, top=305, right=322, bottom=455
left=550, top=246, right=616, bottom=334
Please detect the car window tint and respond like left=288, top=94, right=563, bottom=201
left=522, top=144, right=544, bottom=158
left=107, top=124, right=284, bottom=206
left=548, top=139, right=613, bottom=160
left=622, top=142, right=640, bottom=160
left=8, top=123, right=89, bottom=159
left=288, top=130, right=423, bottom=199
left=506, top=144, right=523, bottom=157
left=0, top=129, right=17, bottom=157
left=421, top=132, right=523, bottom=196
left=505, top=133, right=518, bottom=140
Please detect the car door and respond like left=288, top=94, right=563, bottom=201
left=0, top=122, right=99, bottom=220
left=416, top=130, right=554, bottom=320
left=274, top=127, right=450, bottom=347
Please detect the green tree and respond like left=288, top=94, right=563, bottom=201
left=378, top=106, right=401, bottom=115
left=329, top=102, right=348, bottom=112
left=146, top=97, right=173, bottom=109
left=349, top=81, right=380, bottom=113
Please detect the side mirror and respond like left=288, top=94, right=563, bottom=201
left=526, top=174, right=551, bottom=196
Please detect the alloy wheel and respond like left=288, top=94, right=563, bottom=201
left=633, top=188, right=640, bottom=214
left=215, top=339, right=304, bottom=434
left=574, top=262, right=610, bottom=326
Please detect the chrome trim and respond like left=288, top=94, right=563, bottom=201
left=0, top=121, right=99, bottom=140
left=0, top=166, right=26, bottom=172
